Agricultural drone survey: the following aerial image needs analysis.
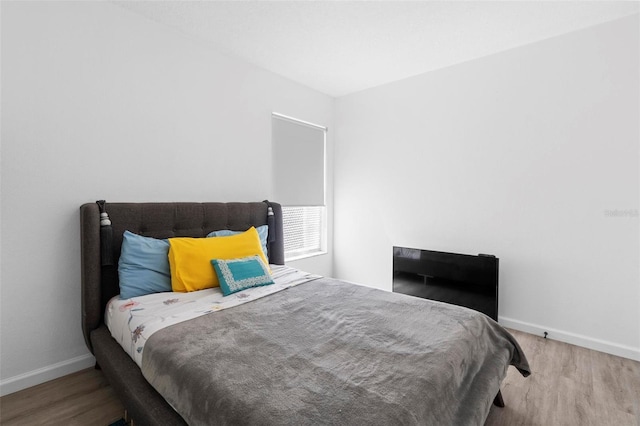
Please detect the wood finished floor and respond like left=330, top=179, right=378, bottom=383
left=485, top=330, right=640, bottom=426
left=1, top=329, right=638, bottom=426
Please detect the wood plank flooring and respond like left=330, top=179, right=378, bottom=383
left=0, top=368, right=124, bottom=426
left=485, top=330, right=640, bottom=426
left=1, top=329, right=638, bottom=426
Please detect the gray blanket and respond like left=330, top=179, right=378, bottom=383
left=141, top=278, right=530, bottom=426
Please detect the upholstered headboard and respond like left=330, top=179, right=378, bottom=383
left=80, top=201, right=284, bottom=353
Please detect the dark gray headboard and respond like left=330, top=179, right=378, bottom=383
left=80, top=201, right=284, bottom=353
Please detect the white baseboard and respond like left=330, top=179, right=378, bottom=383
left=0, top=353, right=95, bottom=397
left=499, top=316, right=640, bottom=362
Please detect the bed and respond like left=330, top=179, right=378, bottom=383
left=80, top=201, right=530, bottom=426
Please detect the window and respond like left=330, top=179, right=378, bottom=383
left=282, top=206, right=325, bottom=259
left=272, top=113, right=326, bottom=261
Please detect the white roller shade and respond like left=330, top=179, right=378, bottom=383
left=272, top=114, right=326, bottom=206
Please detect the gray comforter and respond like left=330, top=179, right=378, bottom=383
left=141, top=277, right=530, bottom=426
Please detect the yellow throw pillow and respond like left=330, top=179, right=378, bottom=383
left=168, top=227, right=269, bottom=292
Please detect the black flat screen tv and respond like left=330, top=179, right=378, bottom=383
left=392, top=246, right=499, bottom=321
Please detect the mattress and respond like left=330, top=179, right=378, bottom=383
left=106, top=265, right=321, bottom=366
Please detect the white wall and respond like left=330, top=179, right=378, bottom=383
left=334, top=15, right=639, bottom=360
left=0, top=1, right=333, bottom=394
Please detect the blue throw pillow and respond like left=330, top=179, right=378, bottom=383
left=118, top=231, right=172, bottom=299
left=207, top=225, right=269, bottom=260
left=211, top=256, right=274, bottom=296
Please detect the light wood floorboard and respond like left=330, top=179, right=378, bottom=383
left=0, top=368, right=123, bottom=426
left=485, top=329, right=640, bottom=426
left=1, top=329, right=638, bottom=425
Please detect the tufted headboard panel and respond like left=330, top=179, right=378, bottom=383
left=80, top=201, right=284, bottom=353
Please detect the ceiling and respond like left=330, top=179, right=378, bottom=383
left=112, top=1, right=640, bottom=97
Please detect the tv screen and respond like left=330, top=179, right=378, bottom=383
left=392, top=247, right=499, bottom=321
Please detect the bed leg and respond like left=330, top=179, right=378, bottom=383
left=493, top=390, right=505, bottom=407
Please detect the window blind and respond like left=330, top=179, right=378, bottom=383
left=282, top=206, right=324, bottom=258
left=272, top=114, right=326, bottom=206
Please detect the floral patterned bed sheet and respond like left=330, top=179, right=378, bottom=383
left=106, top=265, right=321, bottom=367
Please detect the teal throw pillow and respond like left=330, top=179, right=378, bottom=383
left=211, top=255, right=274, bottom=296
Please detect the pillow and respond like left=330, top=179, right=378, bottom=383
left=168, top=227, right=268, bottom=292
left=118, top=231, right=171, bottom=299
left=207, top=224, right=269, bottom=260
left=211, top=255, right=274, bottom=296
